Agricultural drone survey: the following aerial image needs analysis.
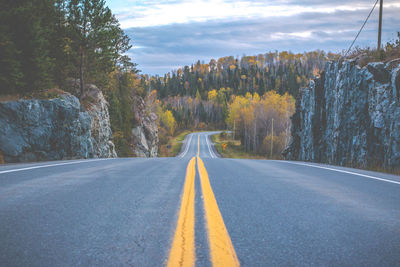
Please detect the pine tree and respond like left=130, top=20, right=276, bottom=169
left=66, top=0, right=131, bottom=96
left=0, top=0, right=56, bottom=94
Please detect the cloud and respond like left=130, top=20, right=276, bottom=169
left=111, top=0, right=400, bottom=28
left=107, top=0, right=400, bottom=74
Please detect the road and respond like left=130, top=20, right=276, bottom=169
left=1, top=132, right=400, bottom=266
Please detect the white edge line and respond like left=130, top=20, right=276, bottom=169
left=205, top=134, right=216, bottom=158
left=205, top=134, right=213, bottom=158
left=280, top=161, right=400, bottom=185
left=183, top=134, right=193, bottom=157
left=209, top=135, right=216, bottom=158
left=178, top=135, right=186, bottom=158
left=210, top=134, right=218, bottom=158
left=0, top=158, right=113, bottom=174
left=179, top=134, right=193, bottom=158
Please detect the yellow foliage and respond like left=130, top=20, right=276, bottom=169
left=158, top=109, right=177, bottom=135
left=226, top=90, right=295, bottom=156
left=253, top=92, right=260, bottom=102
left=208, top=89, right=218, bottom=101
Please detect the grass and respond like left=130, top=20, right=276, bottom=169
left=159, top=130, right=191, bottom=157
left=345, top=33, right=400, bottom=67
left=211, top=133, right=265, bottom=159
left=212, top=133, right=400, bottom=174
left=0, top=149, right=4, bottom=164
left=344, top=161, right=400, bottom=176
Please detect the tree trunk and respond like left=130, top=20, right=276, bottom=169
left=79, top=47, right=85, bottom=98
left=253, top=119, right=257, bottom=153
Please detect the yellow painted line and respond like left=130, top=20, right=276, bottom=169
left=167, top=157, right=196, bottom=267
left=197, top=156, right=240, bottom=267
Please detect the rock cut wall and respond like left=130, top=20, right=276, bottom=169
left=130, top=96, right=158, bottom=157
left=0, top=86, right=117, bottom=163
left=284, top=59, right=400, bottom=171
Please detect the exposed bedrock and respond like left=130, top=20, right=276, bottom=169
left=284, top=58, right=400, bottom=171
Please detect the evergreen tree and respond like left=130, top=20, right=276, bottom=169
left=65, top=0, right=131, bottom=96
left=0, top=0, right=56, bottom=94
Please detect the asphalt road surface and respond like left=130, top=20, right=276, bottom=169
left=1, top=132, right=400, bottom=266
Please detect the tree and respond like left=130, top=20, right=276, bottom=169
left=66, top=0, right=131, bottom=96
left=208, top=89, right=217, bottom=102
left=226, top=91, right=295, bottom=156
left=0, top=0, right=56, bottom=94
left=159, top=109, right=177, bottom=135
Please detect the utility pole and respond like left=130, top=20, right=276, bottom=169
left=377, top=0, right=383, bottom=54
left=270, top=118, right=274, bottom=159
left=233, top=120, right=236, bottom=140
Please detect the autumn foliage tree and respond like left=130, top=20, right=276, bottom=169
left=158, top=109, right=177, bottom=136
left=150, top=50, right=338, bottom=100
left=226, top=91, right=295, bottom=158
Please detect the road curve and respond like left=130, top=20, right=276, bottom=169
left=1, top=132, right=400, bottom=266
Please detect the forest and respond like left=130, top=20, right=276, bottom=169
left=0, top=0, right=341, bottom=158
left=0, top=0, right=145, bottom=156
left=144, top=51, right=338, bottom=157
left=0, top=0, right=134, bottom=95
left=151, top=51, right=339, bottom=99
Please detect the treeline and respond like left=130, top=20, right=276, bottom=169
left=150, top=50, right=338, bottom=100
left=0, top=0, right=132, bottom=95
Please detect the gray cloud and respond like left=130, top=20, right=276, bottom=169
left=123, top=4, right=400, bottom=75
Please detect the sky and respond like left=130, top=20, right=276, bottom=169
left=106, top=0, right=400, bottom=75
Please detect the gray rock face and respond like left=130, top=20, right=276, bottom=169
left=284, top=59, right=400, bottom=172
left=0, top=87, right=117, bottom=163
left=131, top=96, right=158, bottom=157
left=84, top=85, right=117, bottom=158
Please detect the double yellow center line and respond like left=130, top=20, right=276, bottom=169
left=168, top=135, right=239, bottom=267
left=167, top=157, right=196, bottom=266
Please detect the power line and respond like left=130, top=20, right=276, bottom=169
left=344, top=0, right=379, bottom=56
